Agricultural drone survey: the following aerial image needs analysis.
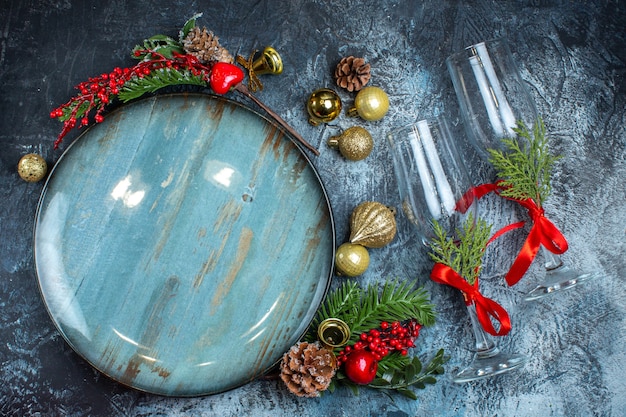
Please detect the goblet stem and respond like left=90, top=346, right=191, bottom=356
left=524, top=246, right=599, bottom=301
left=453, top=302, right=527, bottom=383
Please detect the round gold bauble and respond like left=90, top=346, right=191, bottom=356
left=317, top=318, right=351, bottom=348
left=348, top=86, right=389, bottom=121
left=307, top=88, right=342, bottom=126
left=349, top=201, right=397, bottom=248
left=335, top=243, right=370, bottom=277
left=17, top=153, right=47, bottom=182
left=327, top=126, right=374, bottom=161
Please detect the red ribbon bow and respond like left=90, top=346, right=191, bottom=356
left=456, top=182, right=568, bottom=286
left=430, top=263, right=511, bottom=336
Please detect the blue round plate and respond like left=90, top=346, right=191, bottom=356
left=34, top=94, right=334, bottom=396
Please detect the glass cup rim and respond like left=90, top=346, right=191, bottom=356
left=446, top=37, right=510, bottom=61
left=386, top=114, right=449, bottom=140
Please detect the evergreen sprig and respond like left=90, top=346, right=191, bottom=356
left=130, top=13, right=201, bottom=61
left=487, top=117, right=561, bottom=208
left=118, top=67, right=208, bottom=102
left=307, top=281, right=361, bottom=338
left=429, top=213, right=492, bottom=285
left=307, top=280, right=436, bottom=346
left=306, top=280, right=445, bottom=399
left=348, top=280, right=436, bottom=340
left=369, top=349, right=447, bottom=399
left=131, top=34, right=184, bottom=61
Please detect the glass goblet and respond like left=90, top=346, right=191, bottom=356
left=387, top=116, right=527, bottom=382
left=446, top=38, right=537, bottom=160
left=454, top=297, right=527, bottom=383
left=447, top=38, right=599, bottom=301
left=387, top=116, right=475, bottom=246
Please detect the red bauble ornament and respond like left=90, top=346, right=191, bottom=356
left=210, top=62, right=244, bottom=94
left=343, top=350, right=378, bottom=385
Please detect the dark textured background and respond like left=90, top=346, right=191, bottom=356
left=1, top=1, right=625, bottom=416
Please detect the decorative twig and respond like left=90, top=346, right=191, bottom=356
left=234, top=82, right=319, bottom=155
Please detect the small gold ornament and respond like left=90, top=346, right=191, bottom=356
left=317, top=318, right=351, bottom=348
left=17, top=153, right=47, bottom=182
left=348, top=86, right=389, bottom=121
left=335, top=242, right=370, bottom=277
left=349, top=201, right=397, bottom=248
left=307, top=88, right=342, bottom=126
left=327, top=126, right=374, bottom=161
left=252, top=46, right=283, bottom=75
left=237, top=46, right=283, bottom=92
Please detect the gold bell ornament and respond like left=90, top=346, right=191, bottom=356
left=349, top=201, right=397, bottom=248
left=327, top=126, right=374, bottom=161
left=347, top=86, right=389, bottom=121
left=335, top=242, right=370, bottom=277
left=251, top=46, right=283, bottom=75
left=237, top=46, right=283, bottom=92
left=17, top=153, right=47, bottom=182
left=307, top=88, right=342, bottom=126
left=317, top=318, right=351, bottom=348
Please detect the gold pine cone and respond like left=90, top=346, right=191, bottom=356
left=280, top=341, right=338, bottom=398
left=349, top=201, right=397, bottom=248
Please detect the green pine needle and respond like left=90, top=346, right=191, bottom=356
left=487, top=117, right=561, bottom=208
left=429, top=213, right=492, bottom=285
left=349, top=280, right=435, bottom=339
left=118, top=68, right=208, bottom=102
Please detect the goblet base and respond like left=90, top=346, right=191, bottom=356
left=524, top=264, right=599, bottom=302
left=453, top=347, right=528, bottom=383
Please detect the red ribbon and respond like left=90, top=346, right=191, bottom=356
left=430, top=263, right=511, bottom=336
left=458, top=182, right=569, bottom=286
left=499, top=197, right=568, bottom=285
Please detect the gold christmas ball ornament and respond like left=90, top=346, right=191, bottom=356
left=348, top=86, right=390, bottom=121
left=17, top=153, right=47, bottom=182
left=307, top=88, right=342, bottom=126
left=335, top=243, right=370, bottom=277
left=349, top=201, right=397, bottom=248
left=327, top=126, right=374, bottom=161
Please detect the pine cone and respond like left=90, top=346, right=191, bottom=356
left=183, top=27, right=234, bottom=64
left=334, top=56, right=371, bottom=92
left=280, top=341, right=338, bottom=398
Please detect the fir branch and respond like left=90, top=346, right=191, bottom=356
left=305, top=281, right=361, bottom=342
left=429, top=213, right=491, bottom=285
left=306, top=280, right=436, bottom=346
left=118, top=68, right=208, bottom=102
left=347, top=280, right=436, bottom=342
left=308, top=280, right=444, bottom=399
left=487, top=117, right=560, bottom=208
